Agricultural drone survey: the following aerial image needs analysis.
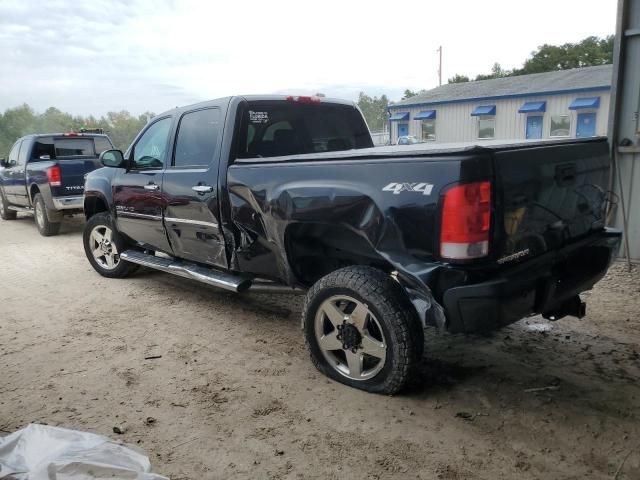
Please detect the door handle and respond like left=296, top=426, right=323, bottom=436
left=144, top=183, right=159, bottom=191
left=192, top=185, right=214, bottom=194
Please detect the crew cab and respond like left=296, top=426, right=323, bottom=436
left=0, top=132, right=114, bottom=236
left=82, top=95, right=621, bottom=394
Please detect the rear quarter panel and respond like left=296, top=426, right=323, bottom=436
left=226, top=154, right=492, bottom=289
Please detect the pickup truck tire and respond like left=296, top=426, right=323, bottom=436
left=303, top=266, right=423, bottom=394
left=33, top=193, right=61, bottom=236
left=83, top=212, right=139, bottom=278
left=0, top=189, right=17, bottom=220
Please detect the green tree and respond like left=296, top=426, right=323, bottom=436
left=402, top=89, right=418, bottom=100
left=0, top=105, right=154, bottom=156
left=516, top=35, right=614, bottom=75
left=0, top=104, right=37, bottom=156
left=357, top=92, right=389, bottom=132
left=475, top=63, right=511, bottom=81
left=448, top=74, right=470, bottom=84
left=445, top=35, right=613, bottom=84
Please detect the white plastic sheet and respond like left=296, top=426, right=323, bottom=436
left=0, top=424, right=168, bottom=480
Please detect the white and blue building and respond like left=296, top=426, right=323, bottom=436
left=388, top=65, right=612, bottom=144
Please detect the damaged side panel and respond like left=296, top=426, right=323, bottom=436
left=226, top=155, right=492, bottom=327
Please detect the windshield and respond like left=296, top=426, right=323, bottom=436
left=235, top=101, right=373, bottom=159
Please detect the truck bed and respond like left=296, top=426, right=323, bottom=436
left=234, top=136, right=607, bottom=164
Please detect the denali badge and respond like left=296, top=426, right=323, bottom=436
left=497, top=249, right=530, bottom=264
left=382, top=182, right=434, bottom=195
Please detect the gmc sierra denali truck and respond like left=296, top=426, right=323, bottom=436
left=82, top=95, right=621, bottom=394
left=0, top=132, right=114, bottom=236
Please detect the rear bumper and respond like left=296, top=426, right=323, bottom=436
left=52, top=195, right=83, bottom=210
left=442, top=228, right=622, bottom=333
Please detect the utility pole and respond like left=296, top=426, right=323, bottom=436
left=437, top=46, right=443, bottom=86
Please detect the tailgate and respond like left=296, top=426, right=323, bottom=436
left=494, top=139, right=610, bottom=264
left=51, top=158, right=102, bottom=197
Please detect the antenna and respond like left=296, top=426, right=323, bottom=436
left=437, top=46, right=443, bottom=86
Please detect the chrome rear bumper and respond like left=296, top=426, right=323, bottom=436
left=52, top=196, right=83, bottom=210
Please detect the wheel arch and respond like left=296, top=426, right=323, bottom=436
left=285, top=222, right=446, bottom=331
left=84, top=194, right=109, bottom=220
left=285, top=222, right=395, bottom=288
left=29, top=183, right=40, bottom=204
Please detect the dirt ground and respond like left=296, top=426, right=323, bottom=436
left=1, top=215, right=639, bottom=480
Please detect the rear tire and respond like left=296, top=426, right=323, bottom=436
left=83, top=212, right=139, bottom=278
left=0, top=188, right=17, bottom=220
left=303, top=266, right=423, bottom=394
left=34, top=193, right=61, bottom=236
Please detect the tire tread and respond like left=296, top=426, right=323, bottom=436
left=303, top=266, right=423, bottom=395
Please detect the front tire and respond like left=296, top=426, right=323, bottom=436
left=83, top=212, right=138, bottom=278
left=34, top=193, right=61, bottom=236
left=303, top=266, right=423, bottom=394
left=0, top=188, right=17, bottom=220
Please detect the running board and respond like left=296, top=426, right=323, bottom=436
left=120, top=250, right=252, bottom=293
left=7, top=206, right=33, bottom=214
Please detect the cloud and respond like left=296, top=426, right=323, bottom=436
left=0, top=0, right=616, bottom=116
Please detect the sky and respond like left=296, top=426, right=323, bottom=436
left=0, top=0, right=617, bottom=116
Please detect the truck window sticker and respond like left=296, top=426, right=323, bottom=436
left=249, top=111, right=269, bottom=124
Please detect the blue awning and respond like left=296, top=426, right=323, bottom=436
left=518, top=101, right=546, bottom=113
left=471, top=105, right=496, bottom=116
left=389, top=111, right=410, bottom=121
left=569, top=97, right=600, bottom=110
left=414, top=110, right=436, bottom=120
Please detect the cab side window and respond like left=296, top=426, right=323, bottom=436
left=17, top=140, right=29, bottom=166
left=7, top=141, right=21, bottom=166
left=173, top=108, right=220, bottom=167
left=131, top=117, right=172, bottom=169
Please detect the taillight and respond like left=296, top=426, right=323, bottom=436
left=47, top=165, right=62, bottom=187
left=286, top=95, right=321, bottom=104
left=440, top=181, right=491, bottom=260
left=63, top=132, right=82, bottom=136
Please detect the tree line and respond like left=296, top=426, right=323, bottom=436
left=0, top=104, right=153, bottom=156
left=405, top=35, right=614, bottom=96
left=0, top=36, right=614, bottom=148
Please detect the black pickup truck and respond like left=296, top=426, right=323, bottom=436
left=0, top=132, right=114, bottom=235
left=83, top=95, right=621, bottom=394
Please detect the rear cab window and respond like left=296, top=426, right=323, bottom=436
left=235, top=101, right=373, bottom=159
left=31, top=136, right=112, bottom=161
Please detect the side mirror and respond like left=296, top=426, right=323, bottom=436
left=99, top=149, right=126, bottom=168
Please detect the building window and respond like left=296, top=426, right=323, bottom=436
left=477, top=117, right=495, bottom=139
left=550, top=115, right=571, bottom=137
left=421, top=120, right=436, bottom=141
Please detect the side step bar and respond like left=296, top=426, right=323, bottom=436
left=120, top=250, right=252, bottom=293
left=7, top=205, right=33, bottom=214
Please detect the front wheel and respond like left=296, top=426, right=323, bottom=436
left=83, top=212, right=138, bottom=278
left=303, top=266, right=423, bottom=394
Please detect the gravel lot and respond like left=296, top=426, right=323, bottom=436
left=1, top=215, right=639, bottom=479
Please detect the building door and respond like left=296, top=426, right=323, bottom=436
left=397, top=123, right=408, bottom=138
left=576, top=112, right=596, bottom=138
left=526, top=115, right=543, bottom=139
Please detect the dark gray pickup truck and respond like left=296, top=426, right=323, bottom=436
left=82, top=95, right=621, bottom=394
left=0, top=132, right=113, bottom=235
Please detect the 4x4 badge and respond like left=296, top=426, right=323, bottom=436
left=382, top=182, right=434, bottom=195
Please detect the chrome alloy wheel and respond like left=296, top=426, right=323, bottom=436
left=89, top=225, right=120, bottom=270
left=314, top=295, right=387, bottom=381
